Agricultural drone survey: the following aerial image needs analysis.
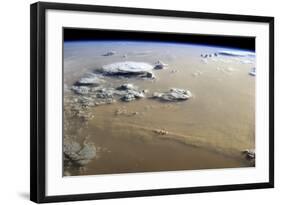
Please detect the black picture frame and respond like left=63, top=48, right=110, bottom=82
left=30, top=2, right=274, bottom=203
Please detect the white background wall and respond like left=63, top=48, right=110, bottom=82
left=0, top=0, right=279, bottom=204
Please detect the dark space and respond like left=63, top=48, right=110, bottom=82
left=64, top=28, right=255, bottom=51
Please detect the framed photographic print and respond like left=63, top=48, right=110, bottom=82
left=30, top=2, right=274, bottom=203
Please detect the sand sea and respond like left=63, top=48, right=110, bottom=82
left=63, top=41, right=255, bottom=176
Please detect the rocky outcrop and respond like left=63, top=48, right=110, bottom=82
left=75, top=73, right=104, bottom=86
left=117, top=84, right=145, bottom=102
left=152, top=88, right=192, bottom=102
left=71, top=82, right=146, bottom=106
left=121, top=90, right=145, bottom=102
left=71, top=86, right=91, bottom=95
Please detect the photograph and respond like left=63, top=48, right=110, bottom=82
left=30, top=2, right=274, bottom=202
left=63, top=28, right=256, bottom=176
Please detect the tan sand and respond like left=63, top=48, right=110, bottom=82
left=63, top=41, right=255, bottom=176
